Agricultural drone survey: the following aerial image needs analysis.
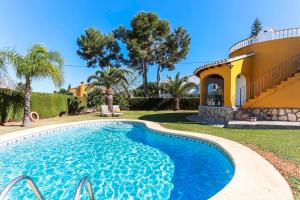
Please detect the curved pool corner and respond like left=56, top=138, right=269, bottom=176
left=0, top=119, right=294, bottom=200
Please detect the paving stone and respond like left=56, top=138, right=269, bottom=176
left=272, top=115, right=278, bottom=121
left=287, top=113, right=297, bottom=122
left=271, top=109, right=278, bottom=115
left=292, top=109, right=299, bottom=113
left=227, top=120, right=300, bottom=129
left=278, top=115, right=288, bottom=121
left=279, top=109, right=286, bottom=116
left=253, top=109, right=261, bottom=115
left=285, top=109, right=292, bottom=114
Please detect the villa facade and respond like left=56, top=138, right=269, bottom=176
left=194, top=27, right=300, bottom=122
left=69, top=82, right=88, bottom=97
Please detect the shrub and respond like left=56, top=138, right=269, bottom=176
left=128, top=97, right=199, bottom=110
left=178, top=98, right=200, bottom=110
left=0, top=88, right=87, bottom=122
left=31, top=92, right=69, bottom=118
left=0, top=89, right=23, bottom=123
left=87, top=89, right=104, bottom=108
left=68, top=97, right=86, bottom=114
left=114, top=93, right=130, bottom=110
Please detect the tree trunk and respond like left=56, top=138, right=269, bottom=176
left=174, top=98, right=180, bottom=111
left=142, top=62, right=149, bottom=97
left=156, top=65, right=161, bottom=97
left=22, top=78, right=31, bottom=127
left=106, top=87, right=114, bottom=112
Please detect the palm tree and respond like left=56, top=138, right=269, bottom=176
left=0, top=44, right=64, bottom=127
left=0, top=57, right=5, bottom=72
left=163, top=72, right=196, bottom=111
left=87, top=67, right=129, bottom=112
left=0, top=49, right=10, bottom=72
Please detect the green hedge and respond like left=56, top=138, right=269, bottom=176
left=31, top=92, right=70, bottom=118
left=0, top=89, right=23, bottom=122
left=0, top=88, right=87, bottom=122
left=128, top=97, right=199, bottom=110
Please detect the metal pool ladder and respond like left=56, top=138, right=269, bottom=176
left=73, top=176, right=94, bottom=200
left=0, top=175, right=94, bottom=200
left=0, top=175, right=43, bottom=200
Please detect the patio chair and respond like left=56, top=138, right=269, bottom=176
left=101, top=105, right=112, bottom=117
left=112, top=105, right=123, bottom=117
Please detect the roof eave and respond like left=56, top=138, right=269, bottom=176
left=193, top=52, right=255, bottom=76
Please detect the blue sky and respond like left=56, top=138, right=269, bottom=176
left=1, top=0, right=300, bottom=93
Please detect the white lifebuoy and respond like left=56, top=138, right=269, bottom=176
left=30, top=112, right=39, bottom=122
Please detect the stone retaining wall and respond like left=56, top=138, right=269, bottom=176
left=247, top=108, right=300, bottom=122
left=198, top=106, right=235, bottom=123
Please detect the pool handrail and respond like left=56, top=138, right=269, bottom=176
left=73, top=176, right=94, bottom=200
left=0, top=175, right=43, bottom=200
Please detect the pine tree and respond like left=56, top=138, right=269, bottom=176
left=113, top=12, right=191, bottom=97
left=113, top=12, right=170, bottom=96
left=250, top=18, right=262, bottom=37
left=77, top=28, right=123, bottom=68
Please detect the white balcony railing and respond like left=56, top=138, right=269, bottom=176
left=229, top=27, right=300, bottom=54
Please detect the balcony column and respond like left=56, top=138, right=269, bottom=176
left=199, top=77, right=207, bottom=105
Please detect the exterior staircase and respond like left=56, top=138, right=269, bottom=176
left=242, top=53, right=300, bottom=108
left=243, top=72, right=300, bottom=108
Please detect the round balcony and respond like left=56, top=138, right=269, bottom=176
left=229, top=27, right=300, bottom=55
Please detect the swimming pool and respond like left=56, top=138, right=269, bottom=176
left=0, top=122, right=234, bottom=199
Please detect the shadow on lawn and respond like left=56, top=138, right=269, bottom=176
left=138, top=111, right=199, bottom=124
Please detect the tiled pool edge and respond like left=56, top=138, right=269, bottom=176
left=0, top=119, right=293, bottom=200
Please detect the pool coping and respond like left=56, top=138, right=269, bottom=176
left=0, top=119, right=293, bottom=200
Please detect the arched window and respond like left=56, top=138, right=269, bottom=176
left=205, top=74, right=224, bottom=107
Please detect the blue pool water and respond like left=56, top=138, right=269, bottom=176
left=0, top=122, right=234, bottom=199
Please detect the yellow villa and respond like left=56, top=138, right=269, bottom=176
left=69, top=82, right=88, bottom=97
left=194, top=27, right=300, bottom=122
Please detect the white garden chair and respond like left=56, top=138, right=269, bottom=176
left=101, top=105, right=112, bottom=117
left=112, top=105, right=123, bottom=117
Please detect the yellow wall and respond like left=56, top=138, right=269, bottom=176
left=229, top=57, right=252, bottom=106
left=230, top=37, right=300, bottom=108
left=230, top=38, right=300, bottom=79
left=197, top=37, right=300, bottom=109
left=199, top=64, right=232, bottom=106
left=198, top=56, right=252, bottom=107
left=246, top=75, right=300, bottom=108
left=69, top=82, right=88, bottom=97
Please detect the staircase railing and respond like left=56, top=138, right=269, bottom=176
left=0, top=175, right=43, bottom=200
left=250, top=53, right=300, bottom=99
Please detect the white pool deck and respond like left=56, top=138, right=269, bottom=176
left=227, top=120, right=300, bottom=129
left=0, top=119, right=293, bottom=200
